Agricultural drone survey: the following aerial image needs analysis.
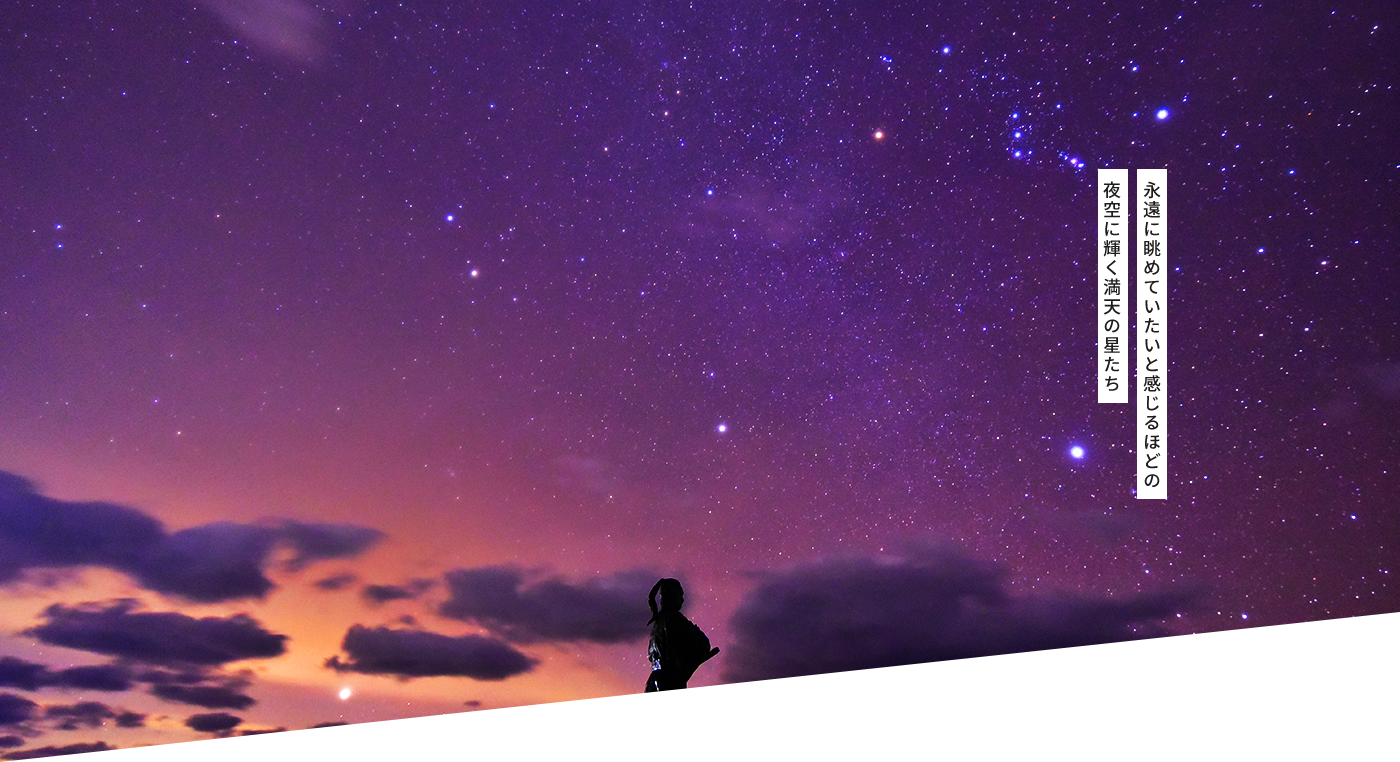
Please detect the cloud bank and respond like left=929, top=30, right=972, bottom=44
left=439, top=566, right=656, bottom=644
left=24, top=600, right=287, bottom=667
left=723, top=544, right=1198, bottom=683
left=0, top=472, right=382, bottom=602
left=325, top=625, right=536, bottom=681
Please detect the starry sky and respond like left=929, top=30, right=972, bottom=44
left=1, top=0, right=1397, bottom=756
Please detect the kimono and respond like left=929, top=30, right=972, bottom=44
left=621, top=610, right=711, bottom=762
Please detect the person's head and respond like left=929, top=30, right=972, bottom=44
left=648, top=578, right=684, bottom=621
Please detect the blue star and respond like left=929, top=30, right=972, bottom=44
left=1069, top=445, right=1085, bottom=459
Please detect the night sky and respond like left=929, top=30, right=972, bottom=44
left=1, top=0, right=1397, bottom=756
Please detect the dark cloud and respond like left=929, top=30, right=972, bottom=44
left=0, top=660, right=44, bottom=692
left=239, top=728, right=288, bottom=745
left=439, top=566, right=655, bottom=643
left=1108, top=661, right=1400, bottom=756
left=48, top=665, right=133, bottom=693
left=686, top=722, right=722, bottom=739
left=43, top=702, right=117, bottom=731
left=133, top=523, right=281, bottom=602
left=0, top=736, right=21, bottom=749
left=184, top=712, right=242, bottom=734
left=362, top=578, right=434, bottom=605
left=305, top=722, right=372, bottom=745
left=280, top=522, right=384, bottom=571
left=314, top=573, right=358, bottom=591
left=0, top=694, right=37, bottom=726
left=0, top=473, right=162, bottom=584
left=823, top=722, right=935, bottom=745
left=25, top=600, right=287, bottom=667
left=723, top=545, right=1198, bottom=683
left=310, top=721, right=347, bottom=728
left=325, top=625, right=536, bottom=680
left=114, top=712, right=145, bottom=729
left=3, top=742, right=113, bottom=759
left=520, top=711, right=618, bottom=745
left=400, top=739, right=607, bottom=762
left=151, top=683, right=255, bottom=710
left=0, top=658, right=131, bottom=693
left=0, top=472, right=383, bottom=603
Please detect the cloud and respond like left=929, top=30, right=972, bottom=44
left=362, top=579, right=434, bottom=605
left=823, top=722, right=935, bottom=745
left=520, top=711, right=618, bottom=745
left=0, top=658, right=133, bottom=693
left=0, top=660, right=43, bottom=692
left=132, top=523, right=282, bottom=602
left=439, top=567, right=655, bottom=644
left=281, top=522, right=383, bottom=570
left=0, top=695, right=37, bottom=726
left=150, top=683, right=255, bottom=711
left=400, top=739, right=607, bottom=756
left=46, top=665, right=133, bottom=693
left=0, top=472, right=382, bottom=603
left=0, top=737, right=21, bottom=750
left=0, top=473, right=163, bottom=584
left=184, top=712, right=242, bottom=735
left=314, top=573, right=358, bottom=591
left=43, top=702, right=120, bottom=731
left=3, top=742, right=113, bottom=759
left=1103, top=661, right=1400, bottom=756
left=25, top=600, right=287, bottom=667
left=114, top=712, right=145, bottom=729
left=305, top=722, right=372, bottom=745
left=722, top=544, right=1198, bottom=683
left=196, top=0, right=335, bottom=64
left=239, top=728, right=288, bottom=745
left=325, top=625, right=536, bottom=681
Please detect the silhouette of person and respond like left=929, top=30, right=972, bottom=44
left=644, top=578, right=719, bottom=692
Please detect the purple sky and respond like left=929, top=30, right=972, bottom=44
left=1, top=1, right=1396, bottom=757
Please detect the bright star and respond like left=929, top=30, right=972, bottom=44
left=1070, top=446, right=1085, bottom=459
left=445, top=214, right=454, bottom=222
left=873, top=129, right=885, bottom=141
left=1156, top=108, right=1169, bottom=120
left=716, top=423, right=727, bottom=434
left=339, top=688, right=352, bottom=700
